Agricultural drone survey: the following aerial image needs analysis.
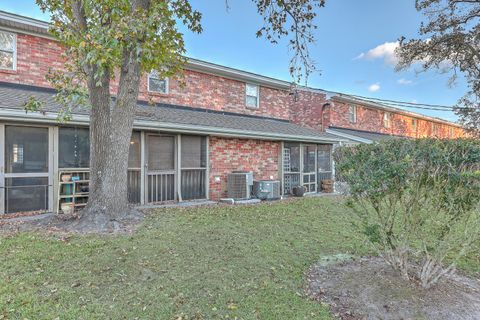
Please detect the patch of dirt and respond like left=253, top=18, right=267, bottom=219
left=0, top=208, right=145, bottom=235
left=306, top=256, right=480, bottom=320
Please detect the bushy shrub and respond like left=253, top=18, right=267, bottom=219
left=334, top=138, right=480, bottom=288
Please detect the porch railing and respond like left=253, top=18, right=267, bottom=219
left=147, top=171, right=175, bottom=203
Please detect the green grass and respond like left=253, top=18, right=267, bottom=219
left=0, top=197, right=478, bottom=319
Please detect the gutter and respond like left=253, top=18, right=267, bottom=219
left=0, top=108, right=345, bottom=144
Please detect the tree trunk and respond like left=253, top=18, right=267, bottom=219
left=73, top=50, right=143, bottom=231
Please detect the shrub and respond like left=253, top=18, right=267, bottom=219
left=334, top=138, right=480, bottom=288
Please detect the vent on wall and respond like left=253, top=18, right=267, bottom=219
left=227, top=171, right=253, bottom=200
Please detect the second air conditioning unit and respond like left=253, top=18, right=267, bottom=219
left=227, top=171, right=254, bottom=200
left=253, top=180, right=281, bottom=200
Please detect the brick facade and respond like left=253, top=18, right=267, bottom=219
left=208, top=137, right=280, bottom=200
left=290, top=90, right=465, bottom=139
left=0, top=32, right=464, bottom=138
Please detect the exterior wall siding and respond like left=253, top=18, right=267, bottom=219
left=208, top=137, right=280, bottom=200
left=0, top=31, right=464, bottom=138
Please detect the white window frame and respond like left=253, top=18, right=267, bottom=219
left=383, top=112, right=392, bottom=128
left=245, top=83, right=260, bottom=108
left=0, top=30, right=17, bottom=71
left=449, top=127, right=455, bottom=138
left=433, top=123, right=439, bottom=136
left=411, top=118, right=417, bottom=131
left=348, top=104, right=357, bottom=123
left=147, top=72, right=169, bottom=94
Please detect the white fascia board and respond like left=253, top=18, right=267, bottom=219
left=326, top=128, right=373, bottom=144
left=186, top=58, right=292, bottom=90
left=0, top=108, right=344, bottom=144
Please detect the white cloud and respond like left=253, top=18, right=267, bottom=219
left=397, top=78, right=413, bottom=85
left=355, top=41, right=400, bottom=66
left=368, top=83, right=381, bottom=92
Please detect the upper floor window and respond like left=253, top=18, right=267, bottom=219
left=147, top=71, right=168, bottom=94
left=383, top=112, right=392, bottom=128
left=0, top=31, right=16, bottom=70
left=245, top=83, right=259, bottom=108
left=411, top=118, right=417, bottom=131
left=348, top=104, right=357, bottom=123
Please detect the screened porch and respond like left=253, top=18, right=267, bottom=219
left=282, top=143, right=333, bottom=195
left=0, top=124, right=209, bottom=215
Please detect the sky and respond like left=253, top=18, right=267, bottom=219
left=0, top=0, right=469, bottom=122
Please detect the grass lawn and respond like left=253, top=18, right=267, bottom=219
left=1, top=197, right=478, bottom=319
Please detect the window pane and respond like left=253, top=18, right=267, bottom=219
left=148, top=135, right=175, bottom=171
left=246, top=84, right=258, bottom=97
left=246, top=95, right=258, bottom=107
left=5, top=177, right=49, bottom=214
left=0, top=32, right=15, bottom=51
left=6, top=126, right=48, bottom=173
left=0, top=51, right=14, bottom=69
left=148, top=77, right=167, bottom=93
left=59, top=127, right=90, bottom=168
left=181, top=136, right=206, bottom=168
left=128, top=131, right=141, bottom=168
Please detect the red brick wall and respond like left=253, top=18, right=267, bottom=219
left=290, top=90, right=329, bottom=132
left=0, top=33, right=292, bottom=120
left=289, top=89, right=465, bottom=139
left=208, top=137, right=280, bottom=200
left=0, top=34, right=65, bottom=87
left=327, top=100, right=465, bottom=138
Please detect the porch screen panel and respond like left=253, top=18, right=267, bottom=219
left=283, top=143, right=301, bottom=195
left=5, top=177, right=48, bottom=214
left=128, top=131, right=141, bottom=203
left=59, top=127, right=90, bottom=168
left=181, top=135, right=207, bottom=200
left=148, top=136, right=175, bottom=171
left=317, top=144, right=333, bottom=182
left=5, top=126, right=48, bottom=173
left=147, top=135, right=175, bottom=203
left=303, top=145, right=317, bottom=193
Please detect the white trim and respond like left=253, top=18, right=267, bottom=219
left=0, top=30, right=17, bottom=71
left=245, top=83, right=260, bottom=108
left=326, top=128, right=373, bottom=144
left=147, top=72, right=169, bottom=94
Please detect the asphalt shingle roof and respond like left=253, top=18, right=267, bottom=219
left=0, top=82, right=342, bottom=143
left=328, top=126, right=404, bottom=142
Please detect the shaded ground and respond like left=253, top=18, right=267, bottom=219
left=306, top=257, right=480, bottom=320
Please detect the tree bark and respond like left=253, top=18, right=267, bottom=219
left=74, top=50, right=143, bottom=230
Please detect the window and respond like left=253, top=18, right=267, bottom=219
left=147, top=71, right=168, bottom=94
left=449, top=127, right=455, bottom=138
left=245, top=83, right=259, bottom=108
left=0, top=31, right=16, bottom=70
left=348, top=105, right=357, bottom=123
left=411, top=118, right=417, bottom=131
left=433, top=123, right=440, bottom=136
left=383, top=112, right=392, bottom=128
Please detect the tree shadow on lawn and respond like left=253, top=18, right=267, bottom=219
left=306, top=256, right=480, bottom=320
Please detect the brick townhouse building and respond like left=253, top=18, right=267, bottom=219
left=0, top=10, right=464, bottom=215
